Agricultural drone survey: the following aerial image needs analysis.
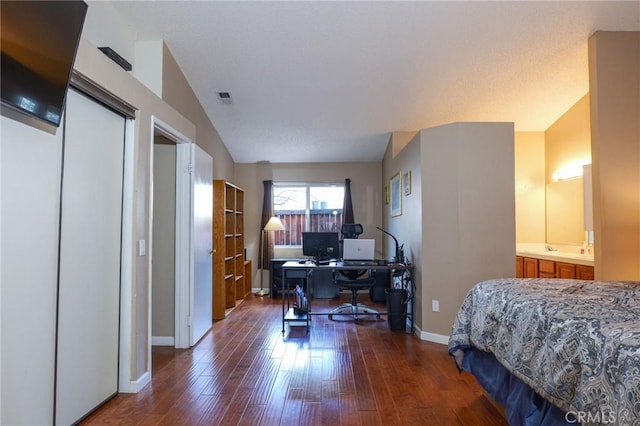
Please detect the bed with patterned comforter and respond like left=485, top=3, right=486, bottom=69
left=448, top=278, right=640, bottom=425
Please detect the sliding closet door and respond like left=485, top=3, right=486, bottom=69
left=55, top=88, right=125, bottom=425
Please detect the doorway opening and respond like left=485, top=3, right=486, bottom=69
left=151, top=133, right=178, bottom=348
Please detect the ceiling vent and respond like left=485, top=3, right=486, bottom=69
left=217, top=92, right=233, bottom=104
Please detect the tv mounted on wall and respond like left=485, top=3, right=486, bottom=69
left=1, top=1, right=88, bottom=128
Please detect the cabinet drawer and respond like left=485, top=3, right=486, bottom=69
left=539, top=259, right=555, bottom=275
left=576, top=265, right=595, bottom=280
left=523, top=257, right=538, bottom=278
left=556, top=262, right=576, bottom=279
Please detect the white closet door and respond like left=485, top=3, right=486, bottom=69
left=191, top=145, right=213, bottom=344
left=55, top=89, right=125, bottom=425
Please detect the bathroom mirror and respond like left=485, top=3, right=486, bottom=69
left=545, top=178, right=585, bottom=245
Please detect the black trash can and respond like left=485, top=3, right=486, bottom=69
left=385, top=288, right=408, bottom=331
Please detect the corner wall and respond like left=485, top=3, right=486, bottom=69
left=514, top=132, right=546, bottom=243
left=161, top=44, right=235, bottom=181
left=384, top=123, right=515, bottom=338
left=589, top=31, right=640, bottom=280
left=382, top=133, right=423, bottom=328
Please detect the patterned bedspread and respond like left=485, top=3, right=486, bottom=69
left=448, top=278, right=640, bottom=425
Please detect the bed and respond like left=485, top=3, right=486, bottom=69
left=448, top=278, right=640, bottom=425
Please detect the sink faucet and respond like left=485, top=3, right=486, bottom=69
left=545, top=244, right=557, bottom=252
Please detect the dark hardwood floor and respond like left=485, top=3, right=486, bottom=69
left=82, top=294, right=506, bottom=425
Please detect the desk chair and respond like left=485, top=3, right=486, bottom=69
left=328, top=223, right=381, bottom=321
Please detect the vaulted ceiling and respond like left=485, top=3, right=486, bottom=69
left=109, top=1, right=640, bottom=163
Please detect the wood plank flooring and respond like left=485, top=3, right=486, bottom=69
left=82, top=294, right=506, bottom=425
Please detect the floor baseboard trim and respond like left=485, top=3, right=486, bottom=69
left=413, top=325, right=449, bottom=345
left=152, top=336, right=175, bottom=346
left=119, top=371, right=151, bottom=393
left=421, top=332, right=450, bottom=345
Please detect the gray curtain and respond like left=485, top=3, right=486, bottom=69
left=258, top=180, right=274, bottom=270
left=342, top=178, right=354, bottom=224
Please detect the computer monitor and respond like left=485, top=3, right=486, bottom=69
left=302, top=232, right=339, bottom=261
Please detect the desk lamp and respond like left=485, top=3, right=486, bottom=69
left=256, top=216, right=285, bottom=297
left=376, top=226, right=404, bottom=263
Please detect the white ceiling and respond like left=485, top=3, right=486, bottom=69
left=110, top=1, right=640, bottom=163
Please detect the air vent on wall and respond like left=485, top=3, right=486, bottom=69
left=217, top=92, right=233, bottom=104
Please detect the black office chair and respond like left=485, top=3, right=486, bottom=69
left=328, top=223, right=381, bottom=320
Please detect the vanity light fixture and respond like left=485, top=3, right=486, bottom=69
left=552, top=161, right=591, bottom=182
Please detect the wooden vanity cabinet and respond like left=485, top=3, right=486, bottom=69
left=516, top=256, right=594, bottom=280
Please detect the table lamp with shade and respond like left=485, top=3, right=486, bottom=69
left=256, top=216, right=285, bottom=297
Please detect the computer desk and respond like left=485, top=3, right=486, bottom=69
left=280, top=260, right=415, bottom=333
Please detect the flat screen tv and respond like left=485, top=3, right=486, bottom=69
left=1, top=1, right=88, bottom=127
left=302, top=232, right=340, bottom=261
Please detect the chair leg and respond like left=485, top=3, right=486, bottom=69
left=328, top=289, right=381, bottom=320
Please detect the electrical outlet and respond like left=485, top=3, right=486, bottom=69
left=432, top=300, right=440, bottom=312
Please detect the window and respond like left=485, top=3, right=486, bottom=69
left=273, top=183, right=345, bottom=246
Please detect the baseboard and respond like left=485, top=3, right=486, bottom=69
left=152, top=336, right=175, bottom=346
left=413, top=324, right=449, bottom=345
left=119, top=371, right=151, bottom=393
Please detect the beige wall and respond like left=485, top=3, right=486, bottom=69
left=545, top=95, right=591, bottom=184
left=384, top=123, right=515, bottom=337
left=544, top=95, right=591, bottom=245
left=152, top=142, right=176, bottom=340
left=382, top=133, right=423, bottom=326
left=514, top=132, right=546, bottom=243
left=161, top=44, right=235, bottom=181
left=589, top=31, right=640, bottom=280
left=234, top=162, right=383, bottom=287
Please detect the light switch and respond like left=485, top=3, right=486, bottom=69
left=138, top=239, right=146, bottom=256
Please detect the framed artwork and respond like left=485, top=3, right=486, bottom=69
left=384, top=184, right=389, bottom=204
left=390, top=172, right=402, bottom=216
left=403, top=170, right=411, bottom=196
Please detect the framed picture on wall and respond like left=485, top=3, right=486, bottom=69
left=390, top=172, right=402, bottom=216
left=403, top=170, right=411, bottom=196
left=384, top=184, right=389, bottom=204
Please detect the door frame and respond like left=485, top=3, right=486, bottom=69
left=118, top=116, right=194, bottom=393
left=150, top=117, right=194, bottom=351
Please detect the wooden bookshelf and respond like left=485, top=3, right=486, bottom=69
left=213, top=180, right=245, bottom=319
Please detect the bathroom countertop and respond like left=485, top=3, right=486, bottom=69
left=516, top=250, right=594, bottom=266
